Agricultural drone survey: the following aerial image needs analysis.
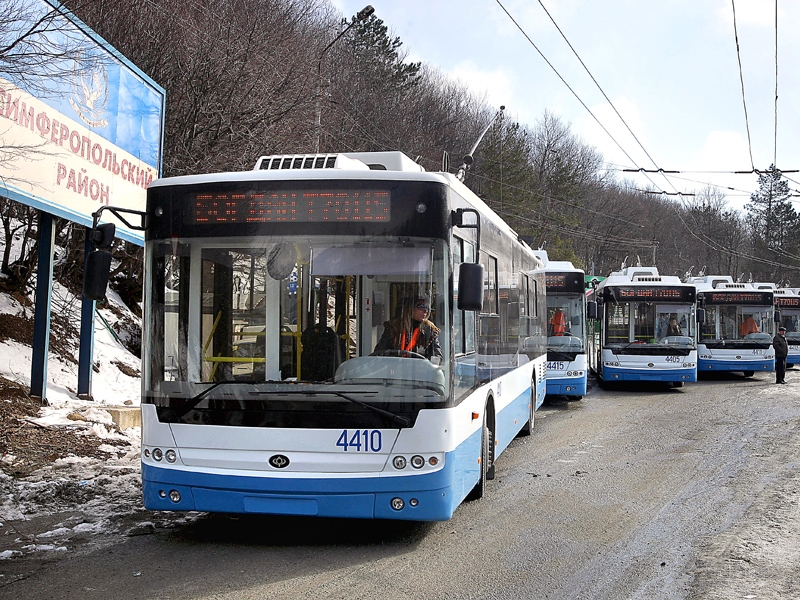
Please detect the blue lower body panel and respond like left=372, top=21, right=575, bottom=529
left=545, top=376, right=587, bottom=396
left=602, top=366, right=696, bottom=383
left=143, top=459, right=462, bottom=521
left=142, top=390, right=534, bottom=521
left=698, top=359, right=773, bottom=372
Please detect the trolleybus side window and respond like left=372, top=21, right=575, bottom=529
left=482, top=252, right=498, bottom=315
left=478, top=252, right=499, bottom=354
left=453, top=237, right=476, bottom=355
left=453, top=237, right=464, bottom=355
left=463, top=242, right=476, bottom=353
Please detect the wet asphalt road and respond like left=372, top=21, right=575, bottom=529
left=3, top=371, right=800, bottom=600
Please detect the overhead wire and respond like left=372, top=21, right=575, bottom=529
left=535, top=0, right=661, bottom=174
left=731, top=0, right=756, bottom=171
left=495, top=0, right=785, bottom=267
left=492, top=0, right=671, bottom=194
left=469, top=170, right=651, bottom=230
left=773, top=0, right=779, bottom=168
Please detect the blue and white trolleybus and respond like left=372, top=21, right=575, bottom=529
left=535, top=251, right=588, bottom=398
left=587, top=265, right=698, bottom=386
left=689, top=275, right=775, bottom=376
left=124, top=151, right=547, bottom=521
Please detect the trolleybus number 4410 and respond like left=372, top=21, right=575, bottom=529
left=336, top=429, right=383, bottom=452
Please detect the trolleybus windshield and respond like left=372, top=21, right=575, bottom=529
left=143, top=234, right=453, bottom=425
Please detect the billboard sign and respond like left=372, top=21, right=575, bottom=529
left=0, top=0, right=165, bottom=244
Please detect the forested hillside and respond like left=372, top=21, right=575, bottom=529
left=2, top=0, right=799, bottom=307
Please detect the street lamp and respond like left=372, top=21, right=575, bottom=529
left=314, top=5, right=375, bottom=154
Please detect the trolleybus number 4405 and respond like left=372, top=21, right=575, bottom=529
left=336, top=429, right=383, bottom=452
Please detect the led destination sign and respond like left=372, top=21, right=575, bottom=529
left=545, top=273, right=585, bottom=293
left=191, top=189, right=391, bottom=223
left=704, top=292, right=772, bottom=305
left=776, top=296, right=800, bottom=308
left=613, top=287, right=694, bottom=302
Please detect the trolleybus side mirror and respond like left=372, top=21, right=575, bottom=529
left=587, top=300, right=598, bottom=320
left=458, top=262, right=484, bottom=311
left=696, top=307, right=706, bottom=325
left=596, top=304, right=604, bottom=321
left=774, top=310, right=782, bottom=323
left=83, top=222, right=116, bottom=301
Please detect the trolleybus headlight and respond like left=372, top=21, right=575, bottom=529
left=393, top=456, right=407, bottom=469
left=416, top=202, right=427, bottom=214
left=158, top=490, right=167, bottom=498
left=165, top=449, right=177, bottom=463
left=152, top=448, right=163, bottom=461
left=428, top=456, right=439, bottom=466
left=410, top=455, right=425, bottom=469
left=143, top=449, right=151, bottom=459
left=391, top=497, right=405, bottom=511
left=409, top=498, right=419, bottom=507
left=169, top=490, right=181, bottom=503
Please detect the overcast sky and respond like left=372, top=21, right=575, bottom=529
left=332, top=0, right=800, bottom=212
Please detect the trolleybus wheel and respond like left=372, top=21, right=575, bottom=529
left=742, top=370, right=755, bottom=377
left=519, top=376, right=536, bottom=436
left=467, top=424, right=491, bottom=501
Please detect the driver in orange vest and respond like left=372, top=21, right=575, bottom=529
left=551, top=308, right=567, bottom=336
left=740, top=316, right=759, bottom=336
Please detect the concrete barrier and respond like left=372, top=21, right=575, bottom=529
left=105, top=406, right=141, bottom=430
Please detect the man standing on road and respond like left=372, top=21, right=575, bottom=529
left=773, top=326, right=789, bottom=384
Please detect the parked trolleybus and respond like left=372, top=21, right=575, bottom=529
left=534, top=251, right=588, bottom=398
left=689, top=276, right=775, bottom=376
left=95, top=151, right=547, bottom=521
left=587, top=265, right=698, bottom=386
left=774, top=288, right=800, bottom=367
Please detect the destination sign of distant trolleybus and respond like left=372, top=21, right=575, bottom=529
left=86, top=151, right=548, bottom=521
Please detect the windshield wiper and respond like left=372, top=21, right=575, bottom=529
left=161, top=381, right=284, bottom=421
left=324, top=391, right=411, bottom=428
left=248, top=389, right=411, bottom=428
left=548, top=350, right=580, bottom=360
left=615, top=341, right=649, bottom=350
left=161, top=383, right=411, bottom=428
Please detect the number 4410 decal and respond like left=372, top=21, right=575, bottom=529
left=336, top=429, right=383, bottom=452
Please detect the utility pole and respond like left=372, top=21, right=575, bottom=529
left=313, top=5, right=375, bottom=154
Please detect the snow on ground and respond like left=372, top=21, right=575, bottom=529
left=0, top=282, right=151, bottom=560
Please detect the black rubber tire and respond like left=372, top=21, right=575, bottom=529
left=519, top=379, right=535, bottom=436
left=466, top=424, right=490, bottom=501
left=742, top=370, right=755, bottom=377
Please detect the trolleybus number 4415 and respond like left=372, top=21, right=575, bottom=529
left=336, top=429, right=383, bottom=452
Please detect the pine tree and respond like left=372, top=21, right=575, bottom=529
left=744, top=165, right=799, bottom=282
